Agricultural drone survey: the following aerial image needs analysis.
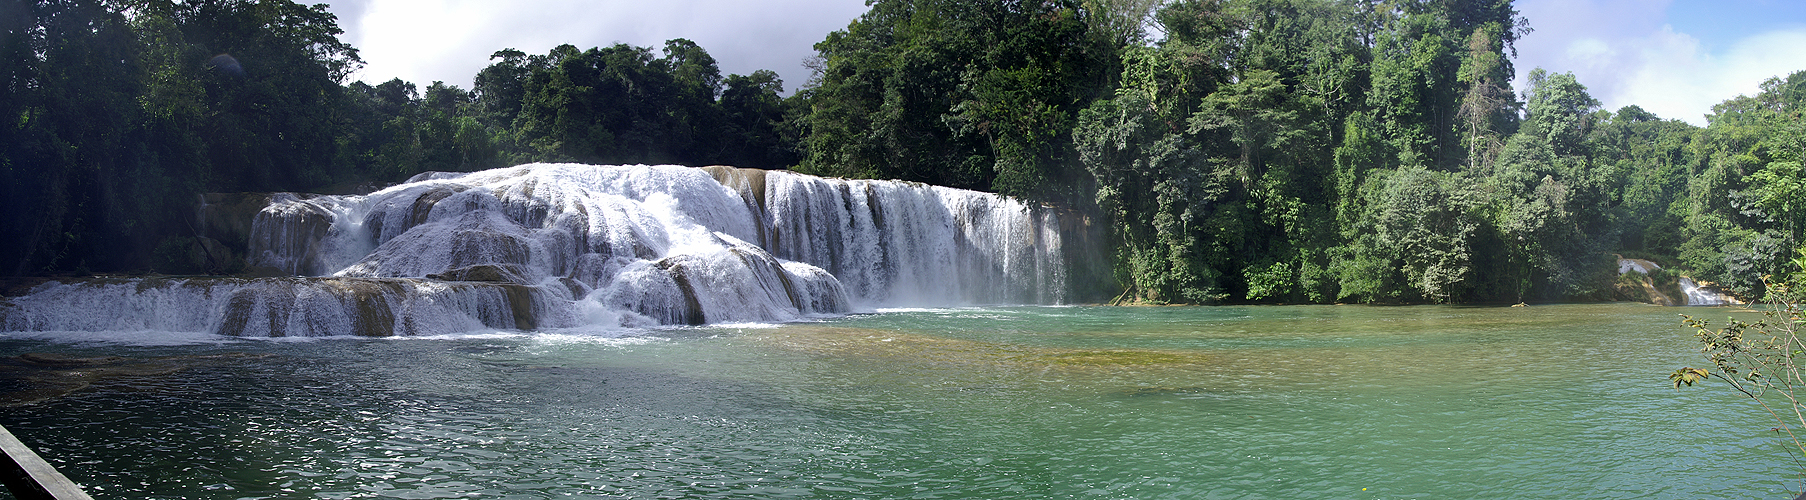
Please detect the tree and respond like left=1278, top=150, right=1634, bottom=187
left=1521, top=69, right=1599, bottom=157
left=1076, top=90, right=1229, bottom=303
left=1585, top=105, right=1695, bottom=257
left=1338, top=167, right=1481, bottom=303
left=0, top=0, right=145, bottom=274
left=1747, top=156, right=1806, bottom=251
left=720, top=70, right=796, bottom=169
left=501, top=40, right=770, bottom=168
left=1191, top=68, right=1334, bottom=301
left=794, top=0, right=1120, bottom=199
left=1668, top=71, right=1806, bottom=296
left=1476, top=68, right=1618, bottom=301
left=1455, top=22, right=1517, bottom=170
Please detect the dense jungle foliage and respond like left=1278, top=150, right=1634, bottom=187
left=5, top=0, right=1804, bottom=305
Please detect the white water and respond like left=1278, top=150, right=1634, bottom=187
left=1616, top=258, right=1658, bottom=275
left=1614, top=258, right=1741, bottom=306
left=1676, top=277, right=1740, bottom=306
left=1, top=164, right=1083, bottom=336
left=0, top=278, right=566, bottom=337
left=759, top=171, right=1068, bottom=306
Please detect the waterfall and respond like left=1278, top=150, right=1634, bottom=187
left=0, top=164, right=1094, bottom=336
left=0, top=278, right=564, bottom=337
left=759, top=171, right=1068, bottom=306
left=1676, top=277, right=1740, bottom=306
left=1614, top=258, right=1741, bottom=306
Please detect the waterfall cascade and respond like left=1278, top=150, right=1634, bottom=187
left=1675, top=277, right=1741, bottom=306
left=0, top=164, right=1101, bottom=336
left=1614, top=258, right=1741, bottom=306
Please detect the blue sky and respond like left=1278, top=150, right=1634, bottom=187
left=324, top=0, right=1806, bottom=126
left=1512, top=0, right=1806, bottom=124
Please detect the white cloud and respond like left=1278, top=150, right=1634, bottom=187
left=1513, top=0, right=1806, bottom=125
left=1704, top=29, right=1806, bottom=102
left=1563, top=38, right=1617, bottom=68
left=1566, top=25, right=1806, bottom=124
left=327, top=0, right=870, bottom=93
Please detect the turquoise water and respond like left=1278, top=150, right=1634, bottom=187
left=0, top=303, right=1795, bottom=499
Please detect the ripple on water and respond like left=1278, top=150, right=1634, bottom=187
left=0, top=304, right=1796, bottom=498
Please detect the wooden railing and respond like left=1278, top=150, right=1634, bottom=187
left=0, top=424, right=92, bottom=500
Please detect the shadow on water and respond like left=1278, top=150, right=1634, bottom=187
left=0, top=352, right=270, bottom=406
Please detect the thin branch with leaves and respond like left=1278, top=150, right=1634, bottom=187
left=1675, top=249, right=1806, bottom=492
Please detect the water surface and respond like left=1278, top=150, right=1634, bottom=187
left=0, top=303, right=1792, bottom=499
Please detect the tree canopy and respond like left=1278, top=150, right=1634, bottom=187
left=4, top=0, right=1803, bottom=305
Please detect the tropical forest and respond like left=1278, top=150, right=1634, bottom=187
left=7, top=0, right=1806, bottom=306
left=11, top=0, right=1806, bottom=498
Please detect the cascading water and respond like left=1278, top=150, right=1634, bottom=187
left=757, top=170, right=1069, bottom=306
left=1676, top=277, right=1740, bottom=306
left=0, top=164, right=1095, bottom=337
left=1613, top=258, right=1741, bottom=306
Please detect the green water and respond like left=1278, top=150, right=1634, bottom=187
left=0, top=303, right=1795, bottom=499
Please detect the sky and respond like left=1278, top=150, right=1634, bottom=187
left=323, top=0, right=1806, bottom=126
left=1512, top=0, right=1806, bottom=124
left=322, top=0, right=872, bottom=97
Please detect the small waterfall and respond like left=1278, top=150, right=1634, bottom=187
left=1614, top=258, right=1741, bottom=306
left=2, top=164, right=1096, bottom=336
left=1676, top=277, right=1740, bottom=306
left=0, top=277, right=569, bottom=336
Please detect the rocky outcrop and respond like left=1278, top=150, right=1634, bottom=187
left=247, top=194, right=343, bottom=276
left=1615, top=258, right=1676, bottom=306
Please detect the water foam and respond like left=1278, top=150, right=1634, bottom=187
left=1676, top=277, right=1741, bottom=306
left=2, top=164, right=1084, bottom=336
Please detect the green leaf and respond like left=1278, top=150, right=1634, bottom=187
left=1670, top=367, right=1710, bottom=388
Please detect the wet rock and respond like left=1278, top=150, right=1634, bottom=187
left=0, top=276, right=564, bottom=337
left=248, top=194, right=340, bottom=275
left=427, top=264, right=533, bottom=285
left=215, top=278, right=406, bottom=337
left=338, top=210, right=533, bottom=278
left=656, top=257, right=707, bottom=326
left=198, top=193, right=274, bottom=254
left=210, top=277, right=552, bottom=337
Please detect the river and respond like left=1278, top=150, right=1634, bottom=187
left=0, top=303, right=1790, bottom=498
